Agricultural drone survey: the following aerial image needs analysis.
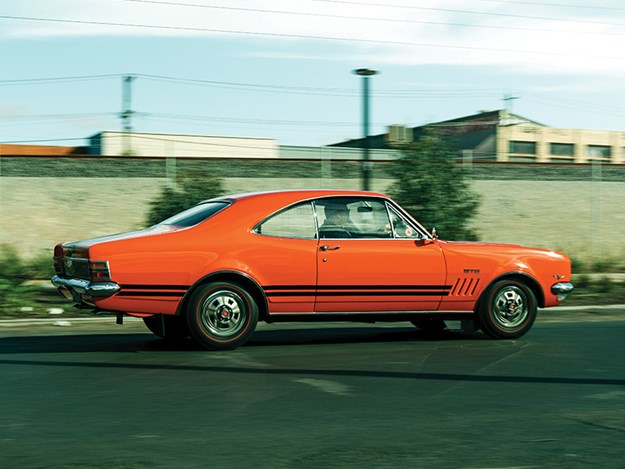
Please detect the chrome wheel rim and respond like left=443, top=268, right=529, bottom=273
left=200, top=290, right=247, bottom=337
left=492, top=286, right=529, bottom=329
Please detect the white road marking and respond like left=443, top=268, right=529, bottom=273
left=293, top=378, right=352, bottom=396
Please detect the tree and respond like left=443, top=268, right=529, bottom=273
left=145, top=170, right=224, bottom=226
left=388, top=128, right=480, bottom=240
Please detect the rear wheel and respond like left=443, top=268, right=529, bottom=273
left=479, top=279, right=537, bottom=339
left=186, top=281, right=258, bottom=350
left=143, top=314, right=189, bottom=340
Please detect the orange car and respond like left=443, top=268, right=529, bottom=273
left=52, top=190, right=573, bottom=350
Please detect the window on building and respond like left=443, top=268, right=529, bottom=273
left=509, top=141, right=537, bottom=155
left=587, top=145, right=611, bottom=160
left=550, top=143, right=574, bottom=157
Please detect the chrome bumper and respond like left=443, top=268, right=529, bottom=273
left=51, top=275, right=120, bottom=298
left=551, top=282, right=574, bottom=301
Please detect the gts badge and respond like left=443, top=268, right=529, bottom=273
left=464, top=268, right=481, bottom=274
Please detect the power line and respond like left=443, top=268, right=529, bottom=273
left=524, top=94, right=625, bottom=117
left=0, top=71, right=503, bottom=98
left=143, top=112, right=357, bottom=126
left=474, top=0, right=625, bottom=13
left=311, top=0, right=625, bottom=28
left=0, top=112, right=116, bottom=123
left=138, top=73, right=502, bottom=97
left=1, top=71, right=624, bottom=118
left=0, top=74, right=120, bottom=85
left=1, top=14, right=623, bottom=61
left=123, top=0, right=625, bottom=37
left=137, top=73, right=359, bottom=96
left=3, top=72, right=625, bottom=117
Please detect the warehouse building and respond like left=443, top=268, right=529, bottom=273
left=331, top=109, right=625, bottom=164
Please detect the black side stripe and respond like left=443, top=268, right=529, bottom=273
left=264, top=285, right=452, bottom=297
left=265, top=285, right=450, bottom=290
left=268, top=291, right=449, bottom=297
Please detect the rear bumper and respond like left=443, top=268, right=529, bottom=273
left=551, top=282, right=574, bottom=301
left=51, top=275, right=120, bottom=299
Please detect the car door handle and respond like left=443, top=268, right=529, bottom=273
left=320, top=245, right=340, bottom=251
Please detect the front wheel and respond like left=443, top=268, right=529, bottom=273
left=186, top=281, right=259, bottom=350
left=479, top=279, right=537, bottom=339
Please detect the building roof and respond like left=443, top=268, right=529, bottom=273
left=329, top=109, right=546, bottom=148
left=0, top=143, right=87, bottom=157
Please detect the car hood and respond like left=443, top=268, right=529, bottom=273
left=440, top=240, right=567, bottom=259
left=442, top=240, right=524, bottom=249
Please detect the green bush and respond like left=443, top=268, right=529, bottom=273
left=0, top=246, right=48, bottom=313
left=591, top=258, right=620, bottom=273
left=569, top=255, right=586, bottom=274
left=594, top=276, right=616, bottom=294
left=573, top=274, right=591, bottom=289
left=388, top=128, right=480, bottom=241
left=146, top=171, right=224, bottom=226
left=0, top=245, right=28, bottom=286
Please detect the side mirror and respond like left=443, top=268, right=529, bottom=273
left=431, top=227, right=438, bottom=239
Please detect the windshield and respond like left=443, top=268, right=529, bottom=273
left=157, top=201, right=230, bottom=227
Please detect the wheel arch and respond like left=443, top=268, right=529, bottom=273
left=176, top=270, right=269, bottom=321
left=476, top=271, right=545, bottom=310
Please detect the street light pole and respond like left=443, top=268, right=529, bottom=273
left=353, top=68, right=378, bottom=191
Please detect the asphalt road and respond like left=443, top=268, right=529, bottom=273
left=1, top=312, right=625, bottom=469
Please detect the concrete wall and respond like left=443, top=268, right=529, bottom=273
left=1, top=156, right=624, bottom=267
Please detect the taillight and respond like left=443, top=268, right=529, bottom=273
left=53, top=244, right=64, bottom=274
left=63, top=247, right=88, bottom=259
left=89, top=260, right=112, bottom=282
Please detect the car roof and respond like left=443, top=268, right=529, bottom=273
left=201, top=189, right=389, bottom=206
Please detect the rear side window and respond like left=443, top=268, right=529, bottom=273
left=254, top=202, right=316, bottom=239
left=158, top=201, right=230, bottom=227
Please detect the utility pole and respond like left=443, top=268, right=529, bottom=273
left=120, top=75, right=135, bottom=155
left=503, top=93, right=519, bottom=114
left=353, top=68, right=378, bottom=191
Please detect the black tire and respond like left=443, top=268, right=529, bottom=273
left=186, top=281, right=258, bottom=350
left=143, top=314, right=189, bottom=341
left=411, top=318, right=447, bottom=332
left=478, top=279, right=537, bottom=339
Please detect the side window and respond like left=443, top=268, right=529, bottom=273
left=317, top=199, right=357, bottom=239
left=317, top=198, right=392, bottom=239
left=254, top=202, right=316, bottom=239
left=388, top=205, right=424, bottom=239
left=349, top=200, right=392, bottom=238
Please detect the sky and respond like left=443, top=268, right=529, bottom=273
left=1, top=0, right=625, bottom=148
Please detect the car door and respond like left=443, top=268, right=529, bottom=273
left=314, top=197, right=447, bottom=313
left=250, top=201, right=318, bottom=313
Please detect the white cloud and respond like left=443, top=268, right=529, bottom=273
left=2, top=0, right=625, bottom=75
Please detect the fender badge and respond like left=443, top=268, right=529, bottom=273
left=464, top=269, right=480, bottom=274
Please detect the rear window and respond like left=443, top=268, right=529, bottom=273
left=157, top=201, right=230, bottom=227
